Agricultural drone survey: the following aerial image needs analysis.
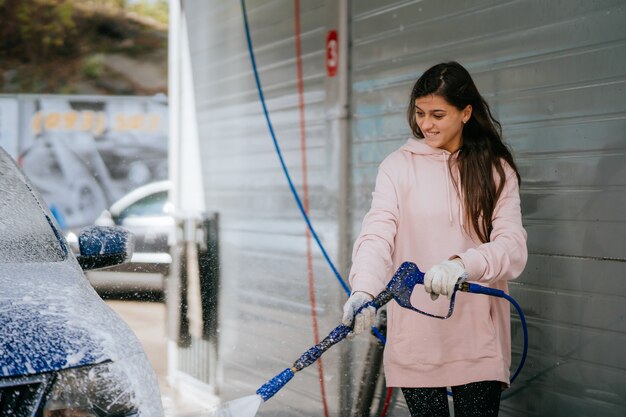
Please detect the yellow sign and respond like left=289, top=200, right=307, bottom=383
left=31, top=111, right=162, bottom=135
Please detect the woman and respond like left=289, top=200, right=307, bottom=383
left=342, top=62, right=527, bottom=417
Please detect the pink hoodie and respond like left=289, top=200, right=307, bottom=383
left=349, top=138, right=527, bottom=388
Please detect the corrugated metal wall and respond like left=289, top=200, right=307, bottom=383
left=183, top=0, right=626, bottom=415
left=350, top=1, right=626, bottom=416
left=182, top=0, right=348, bottom=415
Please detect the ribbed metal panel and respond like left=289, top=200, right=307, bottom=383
left=182, top=0, right=626, bottom=415
left=351, top=1, right=626, bottom=416
left=183, top=1, right=343, bottom=415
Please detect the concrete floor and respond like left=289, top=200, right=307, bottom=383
left=105, top=299, right=214, bottom=417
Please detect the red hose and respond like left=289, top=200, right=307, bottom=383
left=380, top=387, right=394, bottom=417
left=294, top=1, right=330, bottom=416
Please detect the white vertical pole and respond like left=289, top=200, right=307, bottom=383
left=337, top=1, right=352, bottom=413
left=337, top=0, right=350, bottom=285
left=166, top=0, right=181, bottom=392
left=325, top=0, right=352, bottom=415
left=178, top=18, right=205, bottom=217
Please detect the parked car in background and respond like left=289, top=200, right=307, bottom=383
left=75, top=180, right=174, bottom=294
left=0, top=147, right=163, bottom=416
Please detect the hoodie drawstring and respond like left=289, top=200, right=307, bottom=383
left=443, top=153, right=453, bottom=225
left=458, top=173, right=464, bottom=228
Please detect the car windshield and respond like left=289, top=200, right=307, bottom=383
left=0, top=152, right=65, bottom=263
left=118, top=191, right=168, bottom=220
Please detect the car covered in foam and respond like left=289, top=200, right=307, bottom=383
left=0, top=147, right=163, bottom=416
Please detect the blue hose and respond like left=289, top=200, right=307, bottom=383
left=240, top=0, right=350, bottom=295
left=463, top=283, right=528, bottom=383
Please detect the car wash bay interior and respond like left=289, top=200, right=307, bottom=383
left=168, top=1, right=626, bottom=416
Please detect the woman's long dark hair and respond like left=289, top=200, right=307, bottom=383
left=407, top=62, right=520, bottom=243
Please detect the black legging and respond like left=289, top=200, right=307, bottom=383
left=401, top=380, right=502, bottom=417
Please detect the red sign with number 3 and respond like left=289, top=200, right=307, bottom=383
left=326, top=30, right=338, bottom=77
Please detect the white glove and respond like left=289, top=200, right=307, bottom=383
left=342, top=291, right=375, bottom=336
left=424, top=258, right=467, bottom=300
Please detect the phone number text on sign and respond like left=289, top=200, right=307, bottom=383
left=31, top=111, right=162, bottom=135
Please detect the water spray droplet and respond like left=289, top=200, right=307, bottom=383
left=212, top=394, right=263, bottom=417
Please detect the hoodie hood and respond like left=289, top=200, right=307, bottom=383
left=400, top=138, right=463, bottom=226
left=400, top=138, right=451, bottom=156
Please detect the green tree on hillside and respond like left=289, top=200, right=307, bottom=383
left=0, top=0, right=168, bottom=94
left=0, top=0, right=77, bottom=63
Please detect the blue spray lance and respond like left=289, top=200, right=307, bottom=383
left=213, top=262, right=528, bottom=416
left=255, top=261, right=529, bottom=402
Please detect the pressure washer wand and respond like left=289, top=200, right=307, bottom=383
left=256, top=289, right=394, bottom=401
left=255, top=261, right=528, bottom=402
left=255, top=262, right=422, bottom=401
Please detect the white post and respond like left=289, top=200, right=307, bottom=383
left=166, top=0, right=181, bottom=393
left=325, top=0, right=352, bottom=415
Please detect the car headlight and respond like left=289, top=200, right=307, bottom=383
left=43, top=360, right=140, bottom=417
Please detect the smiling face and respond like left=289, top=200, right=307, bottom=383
left=414, top=94, right=472, bottom=153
